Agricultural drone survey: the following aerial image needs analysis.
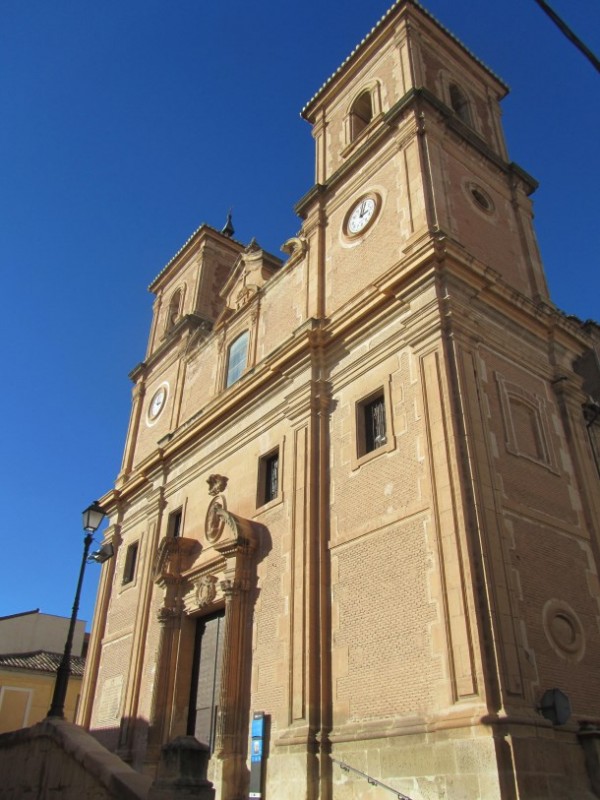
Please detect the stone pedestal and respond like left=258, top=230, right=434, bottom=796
left=148, top=736, right=215, bottom=800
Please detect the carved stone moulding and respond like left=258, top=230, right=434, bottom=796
left=183, top=572, right=223, bottom=616
left=205, top=496, right=227, bottom=544
left=156, top=603, right=183, bottom=624
left=207, top=474, right=229, bottom=496
left=153, top=536, right=200, bottom=584
left=543, top=598, right=586, bottom=662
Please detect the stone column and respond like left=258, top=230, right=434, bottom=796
left=145, top=602, right=184, bottom=765
left=213, top=569, right=253, bottom=800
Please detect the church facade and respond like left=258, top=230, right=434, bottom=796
left=78, top=2, right=600, bottom=798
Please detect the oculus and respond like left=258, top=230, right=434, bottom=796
left=468, top=182, right=494, bottom=214
left=542, top=599, right=585, bottom=662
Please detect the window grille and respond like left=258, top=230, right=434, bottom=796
left=364, top=395, right=387, bottom=453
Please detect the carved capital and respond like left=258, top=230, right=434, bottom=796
left=281, top=235, right=307, bottom=257
left=157, top=604, right=182, bottom=625
left=220, top=577, right=250, bottom=597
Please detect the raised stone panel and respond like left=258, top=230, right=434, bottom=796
left=179, top=337, right=221, bottom=424
left=256, top=261, right=307, bottom=364
left=510, top=515, right=600, bottom=709
left=480, top=350, right=580, bottom=526
left=133, top=360, right=182, bottom=468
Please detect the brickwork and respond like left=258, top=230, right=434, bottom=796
left=251, top=505, right=287, bottom=731
left=332, top=517, right=439, bottom=722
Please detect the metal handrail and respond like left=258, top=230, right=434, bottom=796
left=331, top=758, right=415, bottom=800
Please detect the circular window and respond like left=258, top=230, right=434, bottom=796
left=469, top=184, right=494, bottom=213
left=543, top=600, right=585, bottom=661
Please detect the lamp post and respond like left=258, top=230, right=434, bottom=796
left=47, top=500, right=107, bottom=719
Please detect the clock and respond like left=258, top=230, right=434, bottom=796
left=147, top=384, right=168, bottom=423
left=346, top=194, right=379, bottom=236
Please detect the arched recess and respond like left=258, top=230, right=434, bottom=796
left=165, top=287, right=184, bottom=335
left=345, top=82, right=382, bottom=144
left=449, top=82, right=472, bottom=126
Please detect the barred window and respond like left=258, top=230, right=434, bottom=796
left=363, top=394, right=387, bottom=453
left=167, top=509, right=182, bottom=538
left=355, top=391, right=388, bottom=459
left=258, top=449, right=280, bottom=507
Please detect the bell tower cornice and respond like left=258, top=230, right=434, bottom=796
left=148, top=223, right=244, bottom=296
left=301, top=0, right=507, bottom=124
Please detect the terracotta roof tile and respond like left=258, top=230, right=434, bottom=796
left=0, top=650, right=85, bottom=677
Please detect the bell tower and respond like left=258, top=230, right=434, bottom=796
left=299, top=0, right=549, bottom=314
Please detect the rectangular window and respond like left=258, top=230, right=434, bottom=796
left=356, top=391, right=388, bottom=459
left=167, top=508, right=183, bottom=538
left=122, top=542, right=139, bottom=585
left=258, top=449, right=279, bottom=507
left=362, top=394, right=387, bottom=454
left=226, top=331, right=250, bottom=387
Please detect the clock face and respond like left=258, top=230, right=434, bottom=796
left=346, top=195, right=378, bottom=236
left=148, top=385, right=167, bottom=422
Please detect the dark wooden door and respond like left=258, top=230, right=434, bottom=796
left=187, top=610, right=225, bottom=751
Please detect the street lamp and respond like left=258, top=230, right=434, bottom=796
left=47, top=501, right=109, bottom=719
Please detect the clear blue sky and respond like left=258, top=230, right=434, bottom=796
left=1, top=1, right=598, bottom=633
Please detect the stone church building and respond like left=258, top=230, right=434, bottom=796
left=78, top=1, right=600, bottom=797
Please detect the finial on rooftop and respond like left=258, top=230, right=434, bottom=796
left=221, top=209, right=235, bottom=238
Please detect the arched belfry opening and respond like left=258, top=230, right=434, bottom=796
left=449, top=82, right=472, bottom=125
left=349, top=89, right=373, bottom=140
left=165, top=287, right=183, bottom=334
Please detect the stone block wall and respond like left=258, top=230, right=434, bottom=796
left=0, top=718, right=151, bottom=800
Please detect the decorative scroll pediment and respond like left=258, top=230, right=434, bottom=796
left=213, top=508, right=257, bottom=558
left=218, top=240, right=282, bottom=315
left=181, top=475, right=259, bottom=616
left=153, top=536, right=200, bottom=584
left=280, top=235, right=307, bottom=266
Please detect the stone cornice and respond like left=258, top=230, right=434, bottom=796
left=301, top=0, right=507, bottom=122
left=128, top=313, right=213, bottom=383
left=148, top=224, right=244, bottom=295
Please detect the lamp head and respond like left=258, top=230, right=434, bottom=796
left=82, top=501, right=106, bottom=533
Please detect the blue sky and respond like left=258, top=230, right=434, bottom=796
left=1, top=0, right=598, bottom=633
